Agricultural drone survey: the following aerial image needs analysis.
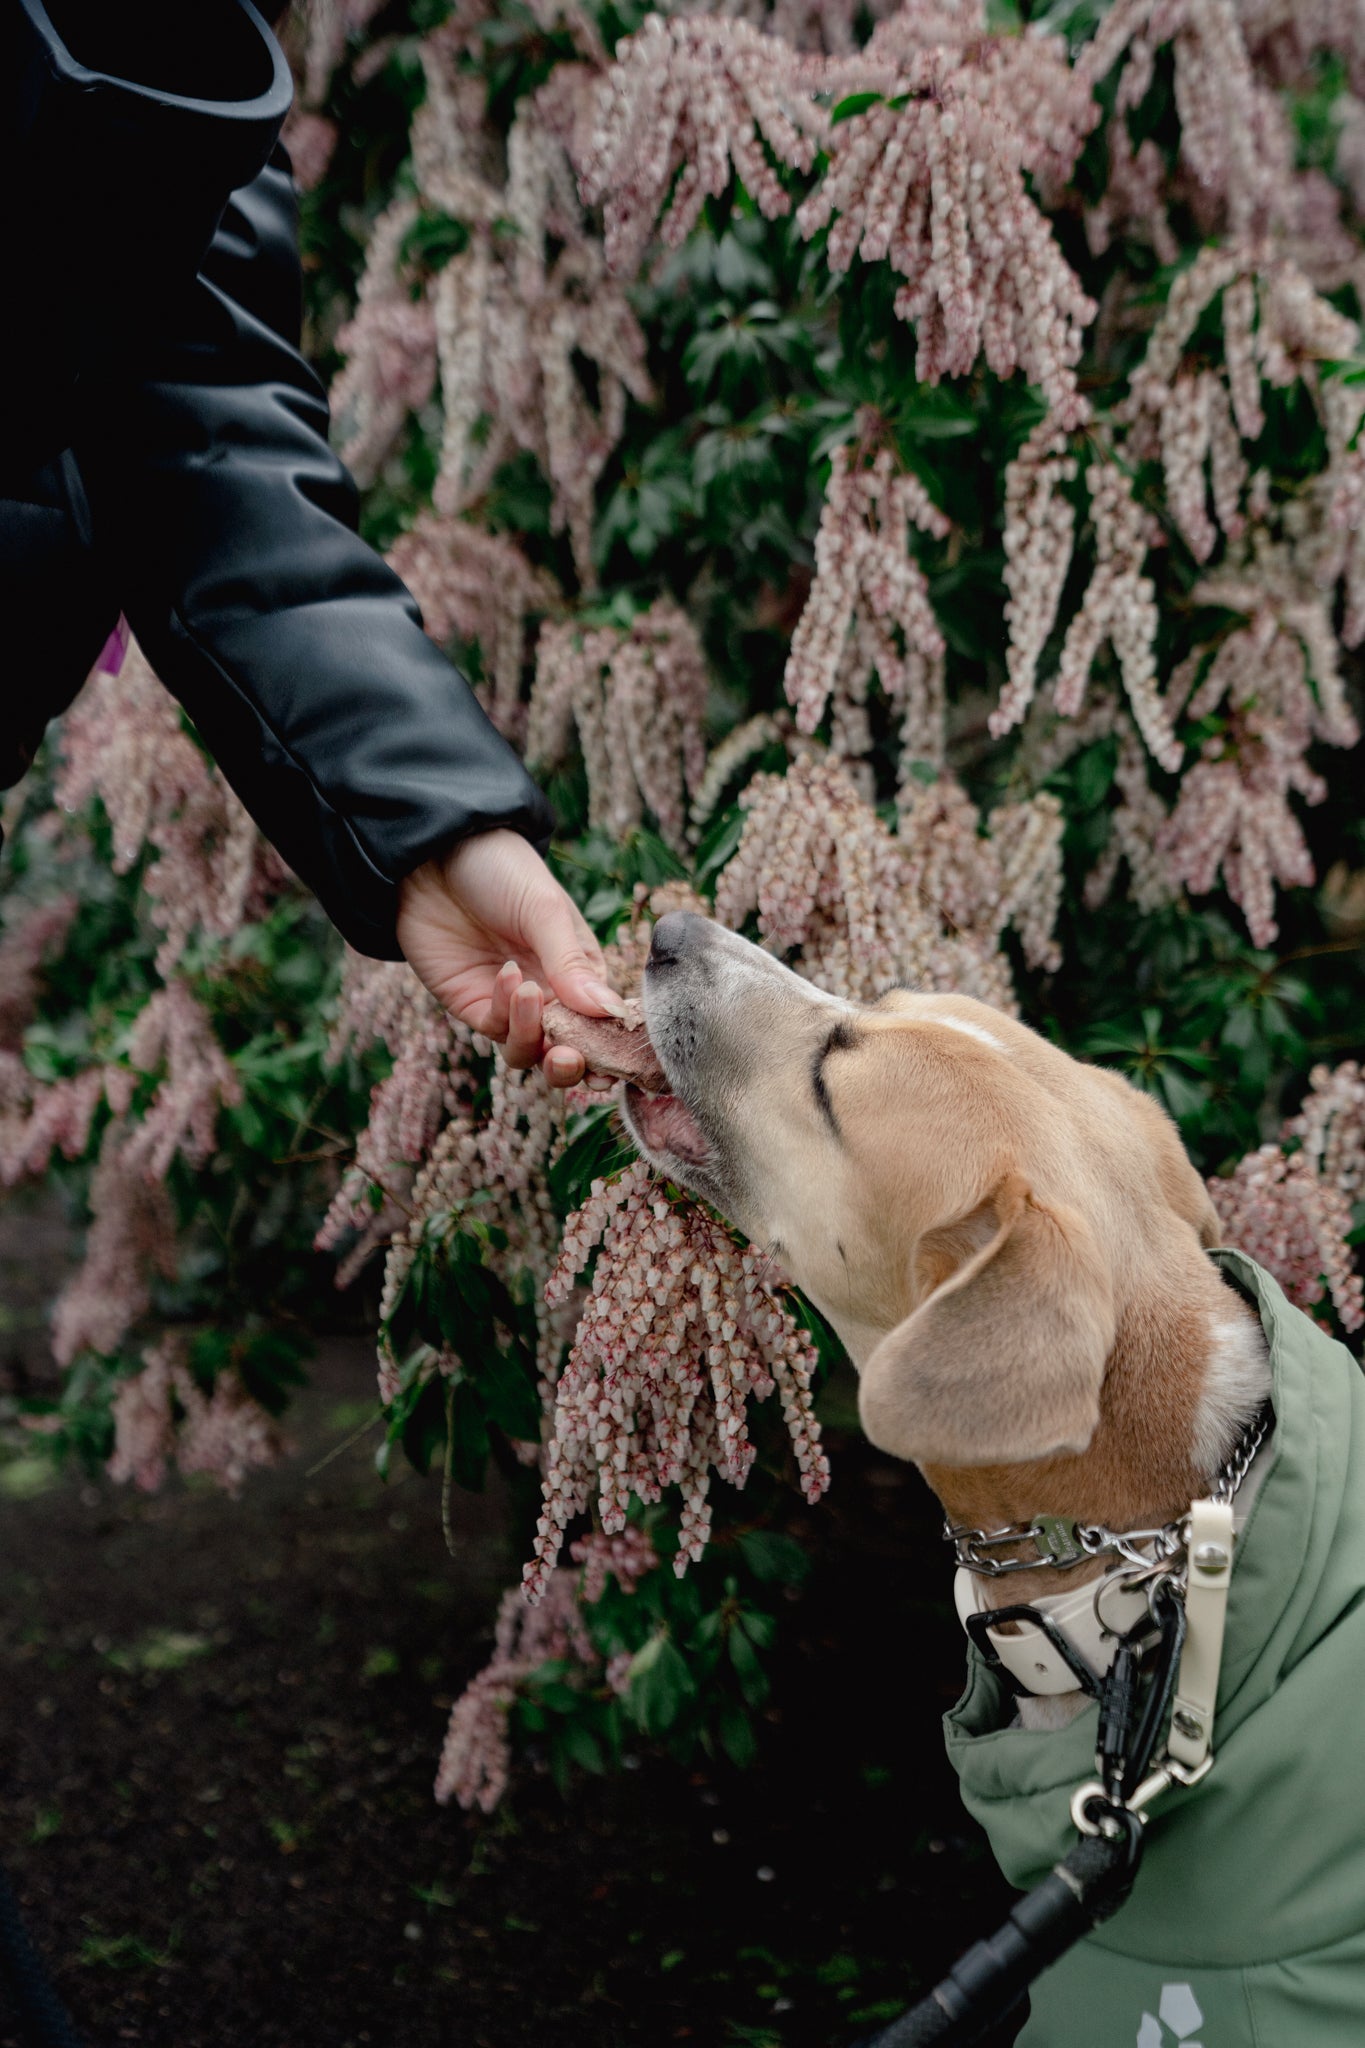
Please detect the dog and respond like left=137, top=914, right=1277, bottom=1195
left=620, top=910, right=1365, bottom=2047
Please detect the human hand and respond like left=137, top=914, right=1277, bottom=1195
left=396, top=828, right=623, bottom=1087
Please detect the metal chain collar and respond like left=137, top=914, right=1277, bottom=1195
left=945, top=1399, right=1274, bottom=1580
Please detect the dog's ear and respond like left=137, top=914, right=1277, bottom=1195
left=857, top=1171, right=1115, bottom=1468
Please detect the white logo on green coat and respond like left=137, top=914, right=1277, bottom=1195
left=1137, top=1981, right=1204, bottom=2046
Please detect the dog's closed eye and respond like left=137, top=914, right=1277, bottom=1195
left=811, top=1021, right=860, bottom=1136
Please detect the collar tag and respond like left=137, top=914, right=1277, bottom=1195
left=1030, top=1515, right=1086, bottom=1568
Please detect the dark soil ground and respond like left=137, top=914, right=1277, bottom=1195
left=0, top=1192, right=1022, bottom=2048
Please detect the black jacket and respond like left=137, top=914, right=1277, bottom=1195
left=2, top=0, right=552, bottom=958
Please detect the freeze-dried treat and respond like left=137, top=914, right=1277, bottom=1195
left=542, top=997, right=666, bottom=1093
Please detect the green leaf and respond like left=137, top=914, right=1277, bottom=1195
left=830, top=92, right=883, bottom=125
left=399, top=210, right=470, bottom=272
left=558, top=1721, right=605, bottom=1774
left=727, top=1624, right=769, bottom=1708
left=693, top=805, right=747, bottom=888
left=445, top=1378, right=490, bottom=1492
left=737, top=1608, right=777, bottom=1650
left=393, top=1370, right=447, bottom=1475
left=625, top=1633, right=695, bottom=1736
left=1220, top=1003, right=1260, bottom=1052
left=713, top=231, right=772, bottom=297
left=1071, top=738, right=1118, bottom=812
left=735, top=1531, right=810, bottom=1587
left=899, top=392, right=978, bottom=441
left=548, top=1108, right=635, bottom=1215
left=475, top=1346, right=542, bottom=1441
left=582, top=884, right=630, bottom=928
left=716, top=1698, right=758, bottom=1768
left=1158, top=1066, right=1209, bottom=1123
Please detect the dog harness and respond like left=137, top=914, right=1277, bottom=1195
left=947, top=1400, right=1273, bottom=1698
left=934, top=1251, right=1365, bottom=2048
left=863, top=1284, right=1282, bottom=2044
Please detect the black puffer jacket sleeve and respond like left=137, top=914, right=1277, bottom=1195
left=73, top=149, right=553, bottom=959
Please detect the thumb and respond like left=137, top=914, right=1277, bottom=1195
left=532, top=894, right=625, bottom=1018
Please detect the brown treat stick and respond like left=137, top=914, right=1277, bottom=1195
left=542, top=997, right=667, bottom=1093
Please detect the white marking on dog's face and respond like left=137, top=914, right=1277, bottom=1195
left=931, top=1015, right=1005, bottom=1051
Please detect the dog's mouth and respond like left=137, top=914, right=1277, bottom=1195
left=540, top=996, right=712, bottom=1171
left=621, top=1080, right=710, bottom=1166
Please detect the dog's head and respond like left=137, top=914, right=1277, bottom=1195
left=621, top=912, right=1222, bottom=1476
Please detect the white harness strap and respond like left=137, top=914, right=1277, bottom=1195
left=954, top=1566, right=1152, bottom=1696
left=956, top=1440, right=1269, bottom=1704
left=1166, top=1496, right=1234, bottom=1771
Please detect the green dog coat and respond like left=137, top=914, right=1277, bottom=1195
left=943, top=1250, right=1365, bottom=2046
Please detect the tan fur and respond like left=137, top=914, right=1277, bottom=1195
left=625, top=918, right=1271, bottom=1609
left=860, top=1171, right=1116, bottom=1469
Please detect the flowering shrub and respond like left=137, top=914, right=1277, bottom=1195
left=5, top=0, right=1365, bottom=1805
left=0, top=671, right=371, bottom=1481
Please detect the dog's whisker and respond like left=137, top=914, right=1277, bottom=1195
left=752, top=1239, right=782, bottom=1293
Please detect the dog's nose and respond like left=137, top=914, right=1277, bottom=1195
left=648, top=911, right=709, bottom=970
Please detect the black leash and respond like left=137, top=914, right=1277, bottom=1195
left=864, top=1817, right=1142, bottom=2046
left=862, top=1568, right=1191, bottom=2047
left=0, top=1861, right=87, bottom=2048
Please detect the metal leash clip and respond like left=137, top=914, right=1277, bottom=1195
left=1071, top=1752, right=1215, bottom=1839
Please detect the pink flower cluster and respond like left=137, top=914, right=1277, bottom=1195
left=373, top=1059, right=563, bottom=1402
left=584, top=5, right=1097, bottom=422
left=995, top=448, right=1180, bottom=772
left=0, top=1059, right=106, bottom=1189
left=1209, top=1144, right=1364, bottom=1331
left=55, top=640, right=288, bottom=976
left=3, top=976, right=242, bottom=1366
left=714, top=750, right=1061, bottom=1006
left=570, top=1522, right=659, bottom=1604
left=333, top=44, right=650, bottom=589
left=316, top=953, right=475, bottom=1273
left=434, top=1522, right=660, bottom=1813
left=783, top=424, right=949, bottom=778
left=529, top=601, right=708, bottom=851
left=1211, top=1058, right=1365, bottom=1335
left=1083, top=721, right=1179, bottom=915
left=434, top=1568, right=598, bottom=1811
left=1155, top=560, right=1358, bottom=947
left=50, top=1128, right=178, bottom=1368
left=1081, top=0, right=1289, bottom=242
left=579, top=14, right=820, bottom=277
left=107, top=1335, right=284, bottom=1498
left=996, top=418, right=1079, bottom=742
left=4, top=644, right=281, bottom=1384
left=112, top=980, right=243, bottom=1181
left=329, top=197, right=438, bottom=486
left=798, top=9, right=1098, bottom=423
left=523, top=1162, right=828, bottom=1602
left=386, top=513, right=560, bottom=739
left=1288, top=1062, right=1365, bottom=1206
left=0, top=896, right=77, bottom=1051
left=716, top=751, right=940, bottom=999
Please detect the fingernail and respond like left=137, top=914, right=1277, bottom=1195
left=584, top=980, right=628, bottom=1018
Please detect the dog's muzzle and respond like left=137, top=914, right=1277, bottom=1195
left=618, top=913, right=718, bottom=1182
